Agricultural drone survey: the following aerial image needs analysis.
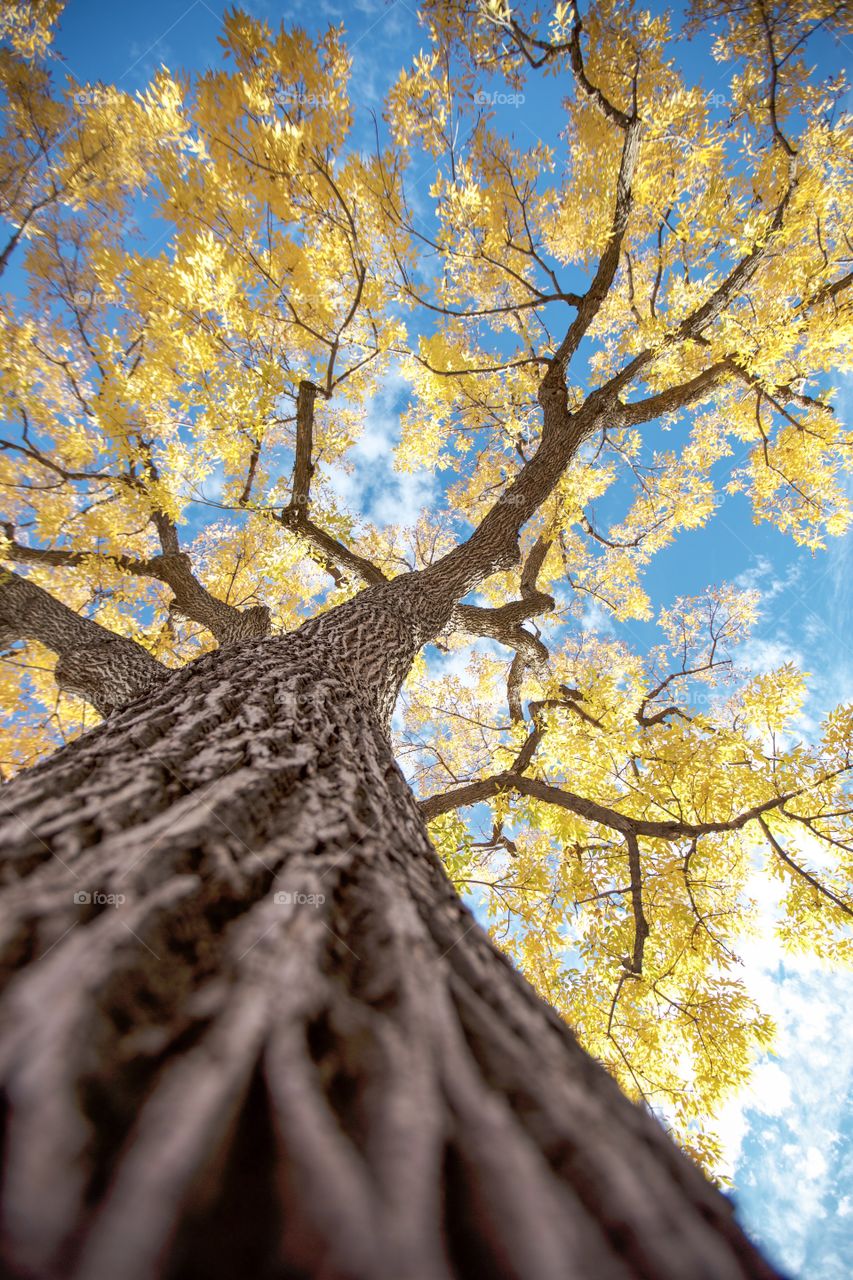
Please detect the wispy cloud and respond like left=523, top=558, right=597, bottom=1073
left=579, top=599, right=617, bottom=637
left=319, top=367, right=436, bottom=531
left=714, top=870, right=853, bottom=1278
left=735, top=634, right=803, bottom=674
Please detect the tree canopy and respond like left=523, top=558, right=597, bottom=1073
left=0, top=0, right=851, bottom=1175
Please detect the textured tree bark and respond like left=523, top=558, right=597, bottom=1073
left=0, top=568, right=166, bottom=714
left=0, top=579, right=782, bottom=1280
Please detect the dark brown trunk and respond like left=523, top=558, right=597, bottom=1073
left=0, top=589, right=781, bottom=1280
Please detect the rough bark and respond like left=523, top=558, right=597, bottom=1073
left=0, top=576, right=782, bottom=1280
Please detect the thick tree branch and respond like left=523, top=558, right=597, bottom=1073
left=277, top=511, right=388, bottom=588
left=155, top=553, right=271, bottom=645
left=457, top=594, right=551, bottom=675
left=2, top=525, right=269, bottom=647
left=454, top=539, right=554, bottom=720
left=506, top=538, right=554, bottom=718
left=502, top=652, right=525, bottom=722
left=625, top=830, right=650, bottom=974
left=239, top=440, right=261, bottom=506
left=0, top=568, right=165, bottom=715
left=416, top=379, right=615, bottom=611
left=2, top=525, right=153, bottom=577
left=274, top=381, right=388, bottom=589
left=520, top=534, right=552, bottom=596
left=618, top=333, right=842, bottom=431
left=617, top=362, right=733, bottom=426
left=456, top=591, right=553, bottom=646
left=510, top=722, right=544, bottom=775
left=531, top=689, right=604, bottom=730
left=289, top=380, right=319, bottom=514
left=420, top=769, right=801, bottom=839
left=150, top=510, right=181, bottom=558
left=635, top=704, right=690, bottom=729
left=3, top=413, right=270, bottom=646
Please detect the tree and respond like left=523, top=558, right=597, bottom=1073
left=0, top=0, right=850, bottom=1275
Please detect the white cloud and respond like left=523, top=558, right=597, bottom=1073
left=804, top=1146, right=828, bottom=1180
left=371, top=469, right=435, bottom=529
left=735, top=554, right=802, bottom=600
left=749, top=1061, right=792, bottom=1117
left=322, top=462, right=359, bottom=506
left=318, top=366, right=436, bottom=532
left=580, top=599, right=616, bottom=636
left=424, top=638, right=506, bottom=690
left=711, top=863, right=853, bottom=1278
left=735, top=635, right=802, bottom=673
left=353, top=415, right=397, bottom=463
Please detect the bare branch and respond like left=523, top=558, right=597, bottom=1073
left=420, top=768, right=804, bottom=839
left=617, top=362, right=732, bottom=427
left=289, top=380, right=320, bottom=517
left=758, top=816, right=853, bottom=917
left=624, top=830, right=650, bottom=974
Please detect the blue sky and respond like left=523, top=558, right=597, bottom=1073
left=14, top=1, right=853, bottom=1273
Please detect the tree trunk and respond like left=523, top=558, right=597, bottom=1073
left=0, top=582, right=781, bottom=1280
